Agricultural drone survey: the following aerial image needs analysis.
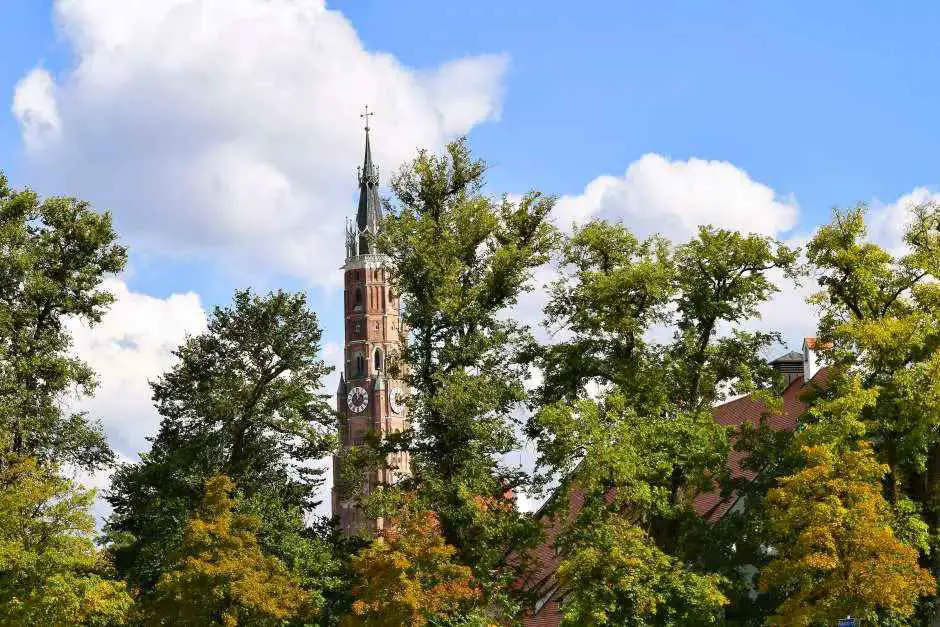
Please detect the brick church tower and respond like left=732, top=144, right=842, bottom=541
left=331, top=111, right=409, bottom=535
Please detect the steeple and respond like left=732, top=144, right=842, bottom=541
left=353, top=106, right=382, bottom=255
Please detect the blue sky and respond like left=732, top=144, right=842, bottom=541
left=6, top=2, right=940, bottom=241
left=2, top=0, right=938, bottom=508
left=338, top=0, right=940, bottom=214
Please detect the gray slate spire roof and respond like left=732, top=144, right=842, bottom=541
left=344, top=107, right=384, bottom=259
left=356, top=116, right=382, bottom=246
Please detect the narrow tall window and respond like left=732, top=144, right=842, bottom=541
left=374, top=348, right=383, bottom=372
left=354, top=288, right=362, bottom=309
left=355, top=353, right=364, bottom=376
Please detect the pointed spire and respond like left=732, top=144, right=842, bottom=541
left=356, top=106, right=382, bottom=252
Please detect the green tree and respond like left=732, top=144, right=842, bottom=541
left=794, top=201, right=940, bottom=621
left=140, top=475, right=312, bottom=626
left=0, top=171, right=126, bottom=470
left=557, top=513, right=727, bottom=626
left=527, top=220, right=800, bottom=624
left=0, top=454, right=132, bottom=626
left=367, top=139, right=557, bottom=617
left=105, top=289, right=338, bottom=595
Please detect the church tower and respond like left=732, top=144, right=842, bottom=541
left=332, top=109, right=409, bottom=535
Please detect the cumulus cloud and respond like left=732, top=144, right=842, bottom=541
left=11, top=68, right=61, bottom=150
left=517, top=153, right=807, bottom=346
left=14, top=0, right=508, bottom=286
left=553, top=153, right=798, bottom=240
left=869, top=186, right=940, bottom=256
left=67, top=279, right=207, bottom=458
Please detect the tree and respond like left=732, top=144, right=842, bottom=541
left=343, top=493, right=483, bottom=627
left=105, top=289, right=337, bottom=592
left=759, top=438, right=934, bottom=625
left=557, top=513, right=727, bottom=626
left=368, top=139, right=556, bottom=615
left=532, top=393, right=731, bottom=625
left=527, top=220, right=800, bottom=623
left=0, top=171, right=126, bottom=470
left=0, top=454, right=132, bottom=625
left=802, top=202, right=940, bottom=618
left=139, top=475, right=312, bottom=626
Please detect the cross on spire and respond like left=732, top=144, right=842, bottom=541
left=360, top=105, right=374, bottom=132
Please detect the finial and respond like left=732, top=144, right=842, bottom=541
left=360, top=105, right=374, bottom=132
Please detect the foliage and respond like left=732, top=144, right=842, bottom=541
left=557, top=513, right=727, bottom=626
left=537, top=221, right=674, bottom=404
left=0, top=171, right=126, bottom=470
left=370, top=139, right=556, bottom=614
left=536, top=221, right=799, bottom=409
left=0, top=455, right=132, bottom=626
left=527, top=219, right=800, bottom=623
left=139, top=474, right=312, bottom=626
left=759, top=441, right=934, bottom=625
left=800, top=201, right=940, bottom=617
left=105, top=289, right=338, bottom=592
left=343, top=493, right=483, bottom=627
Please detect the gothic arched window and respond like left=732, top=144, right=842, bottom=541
left=354, top=288, right=362, bottom=310
left=374, top=347, right=384, bottom=372
left=355, top=353, right=364, bottom=377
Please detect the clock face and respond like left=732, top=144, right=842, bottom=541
left=389, top=387, right=404, bottom=414
left=347, top=386, right=368, bottom=414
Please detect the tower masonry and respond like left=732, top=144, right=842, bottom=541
left=331, top=111, right=409, bottom=535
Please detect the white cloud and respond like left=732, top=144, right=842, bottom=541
left=516, top=153, right=804, bottom=343
left=67, top=279, right=207, bottom=458
left=554, top=153, right=798, bottom=240
left=11, top=68, right=61, bottom=150
left=57, top=279, right=205, bottom=523
left=869, top=186, right=940, bottom=257
left=14, top=0, right=508, bottom=286
left=752, top=236, right=818, bottom=354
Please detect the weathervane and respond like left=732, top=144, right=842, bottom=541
left=360, top=105, right=374, bottom=131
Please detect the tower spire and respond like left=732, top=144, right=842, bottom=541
left=356, top=106, right=382, bottom=250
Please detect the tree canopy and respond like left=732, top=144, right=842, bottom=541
left=0, top=172, right=126, bottom=470
left=527, top=220, right=801, bottom=624
left=139, top=474, right=313, bottom=626
left=0, top=454, right=133, bottom=626
left=343, top=494, right=482, bottom=627
left=105, top=289, right=338, bottom=595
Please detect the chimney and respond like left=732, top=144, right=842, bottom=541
left=802, top=337, right=825, bottom=382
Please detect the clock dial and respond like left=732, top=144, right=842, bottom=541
left=389, top=387, right=404, bottom=414
left=347, top=386, right=368, bottom=414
